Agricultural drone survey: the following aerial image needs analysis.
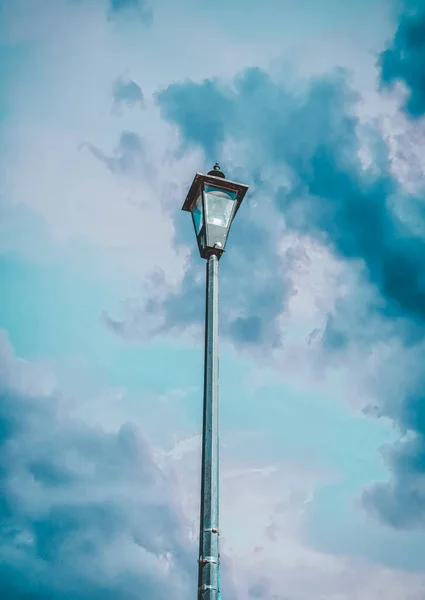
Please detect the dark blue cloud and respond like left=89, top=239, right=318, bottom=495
left=81, top=131, right=152, bottom=178
left=108, top=0, right=152, bottom=23
left=104, top=193, right=287, bottom=347
left=157, top=200, right=286, bottom=347
left=99, top=75, right=291, bottom=347
left=92, top=60, right=425, bottom=528
left=154, top=65, right=425, bottom=530
left=106, top=69, right=367, bottom=350
left=156, top=79, right=234, bottom=162
left=274, top=118, right=425, bottom=330
left=0, top=333, right=194, bottom=599
left=157, top=68, right=425, bottom=330
left=379, top=0, right=425, bottom=117
left=151, top=69, right=368, bottom=349
left=363, top=427, right=425, bottom=529
left=113, top=78, right=144, bottom=111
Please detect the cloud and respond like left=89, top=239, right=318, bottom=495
left=363, top=438, right=425, bottom=530
left=0, top=332, right=194, bottom=599
left=360, top=338, right=425, bottom=529
left=115, top=68, right=364, bottom=353
left=162, top=433, right=425, bottom=600
left=112, top=78, right=145, bottom=111
left=3, top=118, right=188, bottom=285
left=156, top=79, right=235, bottom=162
left=104, top=192, right=289, bottom=347
left=2, top=332, right=425, bottom=598
left=156, top=66, right=423, bottom=328
left=154, top=64, right=425, bottom=531
left=108, top=0, right=152, bottom=23
left=81, top=131, right=150, bottom=177
left=0, top=0, right=190, bottom=287
left=4, top=0, right=425, bottom=545
left=379, top=0, right=425, bottom=117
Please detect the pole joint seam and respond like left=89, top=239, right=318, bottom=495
left=199, top=585, right=219, bottom=592
left=199, top=556, right=219, bottom=565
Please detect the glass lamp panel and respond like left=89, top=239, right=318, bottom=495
left=198, top=229, right=206, bottom=252
left=191, top=189, right=204, bottom=234
left=204, top=185, right=237, bottom=228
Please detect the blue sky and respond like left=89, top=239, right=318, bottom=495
left=2, top=0, right=425, bottom=598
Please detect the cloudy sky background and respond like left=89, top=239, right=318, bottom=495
left=2, top=0, right=425, bottom=598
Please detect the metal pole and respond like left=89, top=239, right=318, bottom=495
left=198, top=253, right=220, bottom=600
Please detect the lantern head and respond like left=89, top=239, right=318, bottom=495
left=182, top=164, right=249, bottom=259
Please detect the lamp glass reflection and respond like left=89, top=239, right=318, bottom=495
left=204, top=185, right=237, bottom=228
left=192, top=190, right=203, bottom=233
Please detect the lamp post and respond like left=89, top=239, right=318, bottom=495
left=182, top=164, right=249, bottom=600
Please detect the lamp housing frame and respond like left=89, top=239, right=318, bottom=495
left=182, top=172, right=249, bottom=259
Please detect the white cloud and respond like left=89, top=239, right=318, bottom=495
left=0, top=330, right=56, bottom=397
left=162, top=430, right=425, bottom=600
left=0, top=330, right=194, bottom=599
left=1, top=329, right=424, bottom=599
left=0, top=0, right=392, bottom=288
left=1, top=0, right=190, bottom=288
left=3, top=2, right=425, bottom=595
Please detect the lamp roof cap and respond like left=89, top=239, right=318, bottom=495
left=207, top=162, right=225, bottom=178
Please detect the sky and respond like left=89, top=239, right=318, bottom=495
left=2, top=0, right=425, bottom=598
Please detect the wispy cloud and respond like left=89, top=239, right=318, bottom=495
left=113, top=77, right=145, bottom=111
left=81, top=131, right=150, bottom=177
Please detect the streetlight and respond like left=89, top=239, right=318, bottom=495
left=182, top=163, right=249, bottom=600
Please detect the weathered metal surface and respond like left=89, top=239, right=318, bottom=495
left=182, top=172, right=248, bottom=216
left=198, top=254, right=220, bottom=600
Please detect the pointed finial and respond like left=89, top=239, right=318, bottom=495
left=208, top=163, right=225, bottom=178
